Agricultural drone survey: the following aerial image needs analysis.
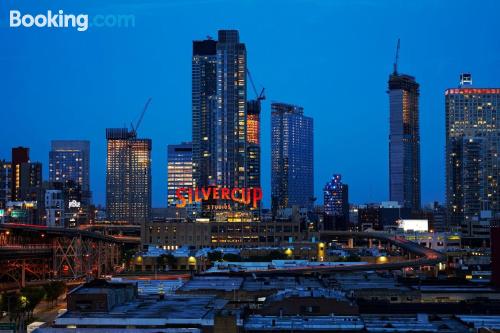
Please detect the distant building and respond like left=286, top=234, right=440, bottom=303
left=323, top=174, right=349, bottom=230
left=49, top=140, right=91, bottom=206
left=11, top=147, right=42, bottom=202
left=45, top=189, right=64, bottom=227
left=445, top=74, right=500, bottom=245
left=271, top=102, right=314, bottom=213
left=357, top=202, right=411, bottom=230
left=106, top=128, right=152, bottom=225
left=167, top=142, right=193, bottom=206
left=388, top=66, right=421, bottom=210
left=0, top=160, right=11, bottom=209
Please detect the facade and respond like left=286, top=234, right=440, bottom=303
left=167, top=142, right=193, bottom=206
left=49, top=140, right=91, bottom=206
left=323, top=174, right=349, bottom=230
left=45, top=189, right=64, bottom=227
left=11, top=146, right=29, bottom=201
left=271, top=102, right=314, bottom=213
left=192, top=31, right=250, bottom=216
left=445, top=75, right=500, bottom=244
left=247, top=100, right=261, bottom=214
left=192, top=38, right=217, bottom=190
left=0, top=160, right=11, bottom=209
left=388, top=71, right=421, bottom=210
left=324, top=174, right=349, bottom=217
left=106, top=128, right=152, bottom=225
left=214, top=30, right=247, bottom=191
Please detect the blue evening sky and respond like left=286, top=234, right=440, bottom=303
left=1, top=0, right=499, bottom=208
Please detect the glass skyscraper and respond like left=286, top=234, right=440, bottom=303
left=192, top=30, right=249, bottom=216
left=271, top=102, right=314, bottom=213
left=106, top=128, right=152, bottom=225
left=445, top=74, right=500, bottom=244
left=49, top=140, right=91, bottom=206
left=388, top=71, right=421, bottom=210
left=167, top=142, right=193, bottom=206
left=192, top=38, right=217, bottom=189
left=214, top=30, right=247, bottom=189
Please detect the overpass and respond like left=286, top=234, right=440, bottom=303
left=0, top=223, right=124, bottom=289
left=204, top=231, right=446, bottom=276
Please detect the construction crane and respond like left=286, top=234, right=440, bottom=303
left=393, top=38, right=400, bottom=75
left=130, top=97, right=152, bottom=137
left=247, top=69, right=266, bottom=101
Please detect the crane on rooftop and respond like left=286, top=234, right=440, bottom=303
left=247, top=69, right=265, bottom=101
left=130, top=97, right=152, bottom=138
left=393, top=38, right=400, bottom=75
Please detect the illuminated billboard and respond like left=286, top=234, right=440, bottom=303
left=398, top=219, right=428, bottom=232
left=176, top=187, right=263, bottom=209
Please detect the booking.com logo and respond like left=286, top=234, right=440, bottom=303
left=9, top=10, right=135, bottom=32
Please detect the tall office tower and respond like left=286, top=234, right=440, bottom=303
left=388, top=63, right=421, bottom=210
left=247, top=100, right=261, bottom=190
left=215, top=30, right=247, bottom=190
left=167, top=142, right=193, bottom=206
left=271, top=102, right=314, bottom=213
left=49, top=140, right=91, bottom=206
left=0, top=161, right=11, bottom=209
left=106, top=128, right=152, bottom=225
left=445, top=74, right=500, bottom=244
left=192, top=38, right=217, bottom=189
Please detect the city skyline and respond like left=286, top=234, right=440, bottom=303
left=2, top=0, right=500, bottom=208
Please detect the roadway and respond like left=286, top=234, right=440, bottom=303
left=203, top=231, right=446, bottom=276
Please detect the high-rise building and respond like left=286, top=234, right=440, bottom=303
left=11, top=147, right=42, bottom=202
left=324, top=174, right=349, bottom=217
left=11, top=146, right=29, bottom=201
left=106, top=128, right=152, bottom=225
left=271, top=102, right=314, bottom=213
left=247, top=99, right=261, bottom=190
left=323, top=174, right=349, bottom=230
left=49, top=140, right=91, bottom=206
left=192, top=30, right=249, bottom=216
left=192, top=38, right=217, bottom=189
left=167, top=142, right=193, bottom=206
left=0, top=160, right=11, bottom=209
left=214, top=30, right=247, bottom=189
left=445, top=74, right=500, bottom=244
left=388, top=66, right=421, bottom=210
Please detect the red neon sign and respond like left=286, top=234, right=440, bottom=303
left=176, top=187, right=263, bottom=209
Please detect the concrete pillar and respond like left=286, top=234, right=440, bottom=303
left=348, top=238, right=354, bottom=248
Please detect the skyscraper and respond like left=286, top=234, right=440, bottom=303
left=271, top=102, right=314, bottom=213
left=192, top=30, right=249, bottom=215
left=106, top=128, right=152, bottom=225
left=192, top=38, right=217, bottom=189
left=49, top=140, right=91, bottom=206
left=247, top=99, right=261, bottom=191
left=388, top=67, right=421, bottom=210
left=167, top=142, right=193, bottom=206
left=445, top=74, right=500, bottom=244
left=214, top=30, right=247, bottom=189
